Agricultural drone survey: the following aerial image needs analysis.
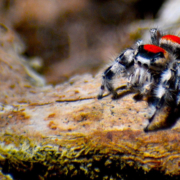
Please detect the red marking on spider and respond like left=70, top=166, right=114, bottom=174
left=161, top=35, right=180, bottom=44
left=144, top=44, right=166, bottom=54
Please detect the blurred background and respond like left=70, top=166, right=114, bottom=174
left=0, top=0, right=173, bottom=85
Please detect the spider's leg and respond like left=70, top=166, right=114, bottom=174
left=98, top=48, right=134, bottom=99
left=150, top=28, right=162, bottom=46
left=148, top=84, right=166, bottom=120
left=139, top=66, right=154, bottom=95
left=98, top=65, right=120, bottom=99
left=127, top=63, right=154, bottom=96
left=175, top=62, right=180, bottom=105
left=148, top=67, right=175, bottom=119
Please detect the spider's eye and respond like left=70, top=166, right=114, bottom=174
left=151, top=58, right=155, bottom=62
left=143, top=64, right=148, bottom=69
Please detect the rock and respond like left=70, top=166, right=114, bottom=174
left=1, top=24, right=180, bottom=180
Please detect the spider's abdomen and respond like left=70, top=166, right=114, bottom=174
left=160, top=35, right=180, bottom=59
left=161, top=35, right=180, bottom=44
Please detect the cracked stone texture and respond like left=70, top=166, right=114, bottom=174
left=1, top=24, right=180, bottom=180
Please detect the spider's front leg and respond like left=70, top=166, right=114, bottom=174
left=98, top=64, right=122, bottom=99
left=98, top=48, right=134, bottom=99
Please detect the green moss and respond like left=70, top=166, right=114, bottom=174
left=0, top=133, right=179, bottom=180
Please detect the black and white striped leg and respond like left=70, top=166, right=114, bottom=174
left=98, top=65, right=119, bottom=99
left=150, top=28, right=162, bottom=46
left=148, top=66, right=175, bottom=119
left=148, top=84, right=166, bottom=119
left=98, top=48, right=135, bottom=99
left=175, top=63, right=180, bottom=105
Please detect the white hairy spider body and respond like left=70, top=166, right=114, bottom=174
left=98, top=28, right=180, bottom=131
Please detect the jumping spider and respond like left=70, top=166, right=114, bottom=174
left=98, top=28, right=180, bottom=130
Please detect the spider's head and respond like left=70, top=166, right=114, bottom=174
left=134, top=44, right=170, bottom=71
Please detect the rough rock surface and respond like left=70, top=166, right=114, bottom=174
left=1, top=24, right=180, bottom=180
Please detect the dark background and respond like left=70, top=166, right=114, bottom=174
left=0, top=0, right=165, bottom=84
